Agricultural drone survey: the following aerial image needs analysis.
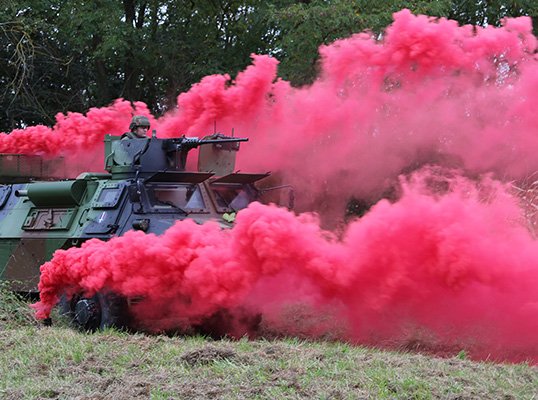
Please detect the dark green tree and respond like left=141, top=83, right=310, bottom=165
left=269, top=0, right=454, bottom=86
left=449, top=0, right=538, bottom=34
left=0, top=0, right=536, bottom=131
left=0, top=1, right=83, bottom=128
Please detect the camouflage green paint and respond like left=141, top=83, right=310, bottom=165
left=0, top=239, right=18, bottom=278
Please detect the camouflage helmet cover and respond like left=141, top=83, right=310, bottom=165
left=129, top=115, right=151, bottom=131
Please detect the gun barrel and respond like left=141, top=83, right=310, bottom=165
left=170, top=136, right=249, bottom=152
left=199, top=138, right=249, bottom=145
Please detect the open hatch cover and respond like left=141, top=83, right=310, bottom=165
left=211, top=173, right=270, bottom=185
left=146, top=171, right=214, bottom=184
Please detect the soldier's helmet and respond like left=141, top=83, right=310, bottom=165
left=129, top=115, right=151, bottom=131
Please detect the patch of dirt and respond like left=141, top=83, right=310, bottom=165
left=103, top=378, right=152, bottom=399
left=168, top=381, right=229, bottom=399
left=180, top=345, right=238, bottom=366
left=270, top=368, right=303, bottom=388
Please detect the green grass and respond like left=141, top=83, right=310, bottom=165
left=0, top=287, right=537, bottom=399
left=0, top=281, right=38, bottom=328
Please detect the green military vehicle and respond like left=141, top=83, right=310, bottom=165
left=0, top=132, right=291, bottom=330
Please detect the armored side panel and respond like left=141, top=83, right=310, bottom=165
left=0, top=174, right=106, bottom=292
left=2, top=238, right=69, bottom=291
left=0, top=154, right=66, bottom=183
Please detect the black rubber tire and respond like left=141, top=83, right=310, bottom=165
left=58, top=291, right=129, bottom=331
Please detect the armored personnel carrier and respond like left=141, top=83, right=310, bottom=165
left=0, top=132, right=292, bottom=330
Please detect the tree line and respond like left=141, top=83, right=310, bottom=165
left=1, top=0, right=536, bottom=132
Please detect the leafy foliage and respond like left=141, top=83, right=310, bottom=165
left=449, top=0, right=538, bottom=28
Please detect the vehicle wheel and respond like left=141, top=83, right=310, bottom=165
left=58, top=291, right=129, bottom=331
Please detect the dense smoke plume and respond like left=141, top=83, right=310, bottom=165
left=3, top=11, right=538, bottom=212
left=23, top=10, right=538, bottom=362
left=33, top=173, right=538, bottom=362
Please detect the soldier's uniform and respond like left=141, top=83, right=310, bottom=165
left=121, top=131, right=144, bottom=139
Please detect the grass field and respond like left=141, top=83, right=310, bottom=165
left=1, top=285, right=537, bottom=399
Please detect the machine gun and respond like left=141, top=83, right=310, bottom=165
left=163, top=134, right=248, bottom=152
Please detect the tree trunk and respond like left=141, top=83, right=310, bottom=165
left=122, top=0, right=138, bottom=101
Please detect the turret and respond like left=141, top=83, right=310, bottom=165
left=104, top=133, right=248, bottom=179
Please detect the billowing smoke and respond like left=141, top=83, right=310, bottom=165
left=3, top=11, right=537, bottom=213
left=23, top=10, right=538, bottom=362
left=0, top=100, right=154, bottom=174
left=158, top=9, right=538, bottom=216
left=33, top=172, right=538, bottom=362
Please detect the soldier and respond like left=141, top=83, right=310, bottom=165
left=122, top=115, right=151, bottom=139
